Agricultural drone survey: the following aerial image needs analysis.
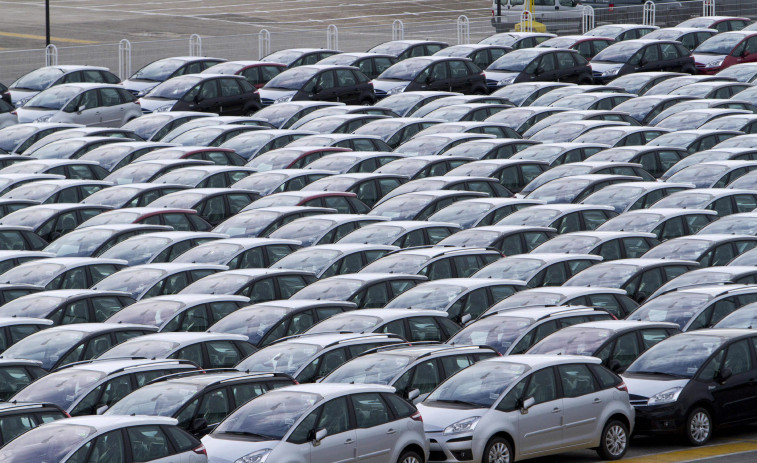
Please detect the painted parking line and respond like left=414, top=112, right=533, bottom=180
left=620, top=441, right=757, bottom=463
left=0, top=31, right=98, bottom=44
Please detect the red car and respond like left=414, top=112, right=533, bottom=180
left=693, top=31, right=757, bottom=74
left=77, top=207, right=212, bottom=231
left=538, top=35, right=615, bottom=60
left=201, top=60, right=287, bottom=88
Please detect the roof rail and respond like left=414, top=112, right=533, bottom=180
left=145, top=368, right=240, bottom=385
left=268, top=331, right=359, bottom=346
left=52, top=356, right=149, bottom=372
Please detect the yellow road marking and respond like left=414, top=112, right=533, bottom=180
left=0, top=31, right=98, bottom=44
left=620, top=441, right=757, bottom=463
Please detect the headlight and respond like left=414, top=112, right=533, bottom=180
left=14, top=97, right=30, bottom=108
left=275, top=94, right=294, bottom=103
left=153, top=104, right=174, bottom=112
left=498, top=77, right=515, bottom=85
left=443, top=416, right=481, bottom=435
left=235, top=449, right=271, bottom=463
left=647, top=387, right=683, bottom=405
left=136, top=87, right=156, bottom=98
left=706, top=59, right=724, bottom=68
left=34, top=114, right=53, bottom=122
left=387, top=84, right=408, bottom=95
left=601, top=68, right=621, bottom=77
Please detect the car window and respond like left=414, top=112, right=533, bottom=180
left=198, top=388, right=230, bottom=425
left=557, top=363, right=598, bottom=397
left=351, top=393, right=392, bottom=427
left=127, top=426, right=172, bottom=461
left=612, top=332, right=641, bottom=370
left=525, top=367, right=558, bottom=405
left=724, top=339, right=753, bottom=375
left=410, top=359, right=441, bottom=394
left=171, top=343, right=203, bottom=366
left=316, top=396, right=351, bottom=436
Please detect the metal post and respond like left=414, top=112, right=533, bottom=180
left=327, top=24, right=338, bottom=50
left=45, top=0, right=51, bottom=46
left=392, top=20, right=404, bottom=41
left=45, top=44, right=58, bottom=66
left=457, top=15, right=470, bottom=44
left=581, top=6, right=595, bottom=34
left=703, top=0, right=715, bottom=16
left=520, top=11, right=533, bottom=32
left=643, top=1, right=656, bottom=26
left=189, top=34, right=202, bottom=56
left=258, top=29, right=271, bottom=59
left=118, top=39, right=132, bottom=80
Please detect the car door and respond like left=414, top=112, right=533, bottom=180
left=288, top=397, right=357, bottom=463
left=195, top=79, right=222, bottom=113
left=350, top=392, right=397, bottom=463
left=77, top=89, right=104, bottom=126
left=313, top=71, right=340, bottom=102
left=97, top=88, right=126, bottom=127
left=448, top=60, right=472, bottom=93
left=557, top=363, right=605, bottom=446
left=555, top=52, right=580, bottom=83
left=217, top=78, right=245, bottom=115
left=701, top=339, right=757, bottom=424
left=126, top=425, right=180, bottom=463
left=66, top=428, right=127, bottom=463
left=334, top=69, right=360, bottom=104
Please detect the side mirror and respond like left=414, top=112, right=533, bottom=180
left=520, top=397, right=536, bottom=414
left=407, top=389, right=421, bottom=401
left=743, top=50, right=751, bottom=58
left=717, top=367, right=733, bottom=383
left=314, top=428, right=328, bottom=443
left=640, top=58, right=649, bottom=67
left=607, top=359, right=622, bottom=373
left=77, top=105, right=85, bottom=114
left=96, top=404, right=109, bottom=415
left=460, top=314, right=472, bottom=325
left=313, top=85, right=323, bottom=94
left=194, top=94, right=204, bottom=104
left=426, top=76, right=436, bottom=84
left=190, top=417, right=208, bottom=432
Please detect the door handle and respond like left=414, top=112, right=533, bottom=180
left=386, top=428, right=396, bottom=434
left=593, top=398, right=602, bottom=404
left=345, top=438, right=354, bottom=444
left=552, top=407, right=561, bottom=413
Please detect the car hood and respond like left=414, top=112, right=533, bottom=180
left=590, top=61, right=624, bottom=73
left=7, top=89, right=39, bottom=106
left=138, top=97, right=177, bottom=112
left=258, top=88, right=297, bottom=101
left=15, top=107, right=58, bottom=123
left=692, top=53, right=727, bottom=65
left=416, top=402, right=489, bottom=432
left=201, top=434, right=278, bottom=463
left=372, top=79, right=412, bottom=93
left=484, top=71, right=520, bottom=81
left=121, top=79, right=160, bottom=95
left=621, top=374, right=690, bottom=399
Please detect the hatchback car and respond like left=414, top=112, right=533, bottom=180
left=259, top=65, right=375, bottom=106
left=338, top=220, right=462, bottom=247
left=76, top=206, right=212, bottom=232
left=268, top=214, right=386, bottom=246
left=0, top=288, right=134, bottom=325
left=360, top=246, right=501, bottom=279
left=591, top=40, right=696, bottom=83
left=122, top=55, right=226, bottom=95
left=485, top=48, right=593, bottom=90
left=305, top=308, right=460, bottom=342
left=212, top=206, right=334, bottom=238
left=272, top=243, right=396, bottom=278
left=202, top=60, right=287, bottom=87
left=370, top=190, right=489, bottom=221
left=7, top=65, right=121, bottom=106
left=693, top=31, right=757, bottom=73
left=91, top=262, right=225, bottom=300
left=290, top=273, right=427, bottom=309
left=0, top=402, right=67, bottom=446
left=179, top=268, right=316, bottom=302
left=138, top=74, right=262, bottom=115
left=371, top=56, right=487, bottom=98
left=317, top=52, right=398, bottom=79
left=645, top=27, right=719, bottom=52
left=429, top=197, right=542, bottom=227
left=488, top=286, right=639, bottom=319
left=497, top=203, right=618, bottom=233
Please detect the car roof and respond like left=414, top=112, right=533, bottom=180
left=484, top=305, right=607, bottom=320
left=55, top=358, right=195, bottom=374
left=44, top=322, right=157, bottom=334
left=277, top=382, right=395, bottom=398
left=414, top=278, right=527, bottom=289
left=54, top=415, right=178, bottom=430
left=130, top=294, right=250, bottom=306
left=483, top=354, right=601, bottom=369
left=0, top=317, right=54, bottom=327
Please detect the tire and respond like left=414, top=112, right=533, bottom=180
left=360, top=98, right=374, bottom=106
left=596, top=419, right=628, bottom=460
left=684, top=407, right=712, bottom=446
left=397, top=449, right=423, bottom=463
left=483, top=436, right=513, bottom=463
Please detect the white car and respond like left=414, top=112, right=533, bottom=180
left=15, top=83, right=142, bottom=127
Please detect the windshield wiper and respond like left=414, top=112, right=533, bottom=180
left=631, top=371, right=689, bottom=378
left=221, top=431, right=276, bottom=439
left=433, top=399, right=485, bottom=407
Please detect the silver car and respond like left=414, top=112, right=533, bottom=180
left=16, top=83, right=142, bottom=127
left=417, top=355, right=634, bottom=462
left=202, top=383, right=428, bottom=463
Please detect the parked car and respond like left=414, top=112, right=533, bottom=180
left=259, top=65, right=376, bottom=106
left=372, top=56, right=488, bottom=98
left=138, top=74, right=261, bottom=115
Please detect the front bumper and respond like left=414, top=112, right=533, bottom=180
left=427, top=432, right=477, bottom=462
left=632, top=403, right=686, bottom=435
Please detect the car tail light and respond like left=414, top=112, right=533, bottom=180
left=10, top=111, right=16, bottom=115
left=293, top=380, right=300, bottom=384
left=193, top=444, right=207, bottom=455
left=63, top=411, right=72, bottom=418
left=615, top=381, right=628, bottom=392
left=410, top=411, right=423, bottom=422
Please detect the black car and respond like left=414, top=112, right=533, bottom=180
left=371, top=57, right=488, bottom=99
left=317, top=52, right=398, bottom=79
left=368, top=40, right=448, bottom=60
left=624, top=329, right=757, bottom=445
left=591, top=40, right=696, bottom=84
left=0, top=204, right=111, bottom=242
left=258, top=65, right=375, bottom=106
left=644, top=27, right=719, bottom=52
left=485, top=48, right=593, bottom=91
left=121, top=56, right=226, bottom=96
left=138, top=74, right=262, bottom=116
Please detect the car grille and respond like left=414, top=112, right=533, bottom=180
left=260, top=98, right=275, bottom=106
left=486, top=79, right=499, bottom=87
left=140, top=108, right=152, bottom=114
left=592, top=70, right=603, bottom=78
left=695, top=63, right=706, bottom=69
left=629, top=394, right=648, bottom=407
left=428, top=450, right=447, bottom=461
left=128, top=89, right=140, bottom=97
left=374, top=88, right=387, bottom=97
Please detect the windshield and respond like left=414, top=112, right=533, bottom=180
left=107, top=163, right=163, bottom=184
left=598, top=212, right=663, bottom=232
left=149, top=192, right=205, bottom=208
left=641, top=238, right=711, bottom=260
left=695, top=33, right=743, bottom=54
left=655, top=271, right=730, bottom=295
left=529, top=327, right=612, bottom=355
left=265, top=50, right=307, bottom=65
left=0, top=262, right=64, bottom=285
left=474, top=257, right=543, bottom=280
left=701, top=215, right=757, bottom=234
left=429, top=201, right=494, bottom=227
left=100, top=339, right=180, bottom=359
left=533, top=235, right=599, bottom=253
left=385, top=284, right=466, bottom=310
left=339, top=224, right=403, bottom=245
left=497, top=207, right=560, bottom=226
left=248, top=149, right=309, bottom=171
left=437, top=229, right=500, bottom=247
left=107, top=300, right=183, bottom=326
left=0, top=423, right=96, bottom=462
left=371, top=42, right=414, bottom=55
left=101, top=236, right=172, bottom=265
left=81, top=186, right=141, bottom=207
left=593, top=42, right=643, bottom=63
left=24, top=86, right=79, bottom=110
left=532, top=123, right=595, bottom=143
left=83, top=144, right=136, bottom=170
left=12, top=369, right=106, bottom=408
left=450, top=316, right=532, bottom=354
left=701, top=116, right=755, bottom=131
left=274, top=249, right=341, bottom=274
left=209, top=306, right=289, bottom=344
left=170, top=127, right=226, bottom=147
left=107, top=381, right=202, bottom=416
left=376, top=93, right=428, bottom=116
left=309, top=314, right=381, bottom=333
left=265, top=68, right=318, bottom=90
left=586, top=25, right=624, bottom=37
left=214, top=211, right=281, bottom=237
left=626, top=334, right=725, bottom=378
left=291, top=277, right=363, bottom=300
left=94, top=268, right=166, bottom=297
left=582, top=185, right=644, bottom=212
left=488, top=49, right=541, bottom=72
left=3, top=182, right=61, bottom=201
left=512, top=145, right=565, bottom=163
left=652, top=192, right=712, bottom=209
left=525, top=166, right=591, bottom=193
left=575, top=128, right=629, bottom=145
left=378, top=59, right=432, bottom=80
left=426, top=361, right=528, bottom=408
left=180, top=273, right=250, bottom=295
left=221, top=133, right=276, bottom=158
left=270, top=218, right=337, bottom=245
left=528, top=178, right=592, bottom=203
left=12, top=67, right=65, bottom=91
left=1, top=329, right=86, bottom=365
left=614, top=98, right=666, bottom=120
left=647, top=132, right=699, bottom=148
left=426, top=106, right=475, bottom=122
left=539, top=37, right=577, bottom=49
left=628, top=292, right=711, bottom=328
left=354, top=119, right=406, bottom=137
left=563, top=263, right=638, bottom=287
left=133, top=58, right=185, bottom=81
left=43, top=228, right=117, bottom=257
left=215, top=391, right=321, bottom=440
left=236, top=342, right=320, bottom=374
left=668, top=164, right=728, bottom=186
left=0, top=125, right=41, bottom=152
left=489, top=291, right=563, bottom=311
left=715, top=306, right=757, bottom=328
left=147, top=76, right=201, bottom=99
left=306, top=155, right=363, bottom=170
left=123, top=115, right=175, bottom=139
left=174, top=242, right=244, bottom=264
left=481, top=33, right=522, bottom=47
left=325, top=354, right=411, bottom=384
left=0, top=206, right=57, bottom=228
left=395, top=136, right=450, bottom=156
left=0, top=294, right=64, bottom=318
left=254, top=103, right=304, bottom=127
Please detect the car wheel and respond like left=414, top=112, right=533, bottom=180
left=685, top=407, right=712, bottom=446
left=397, top=449, right=423, bottom=463
left=597, top=419, right=628, bottom=460
left=361, top=98, right=374, bottom=106
left=483, top=436, right=512, bottom=463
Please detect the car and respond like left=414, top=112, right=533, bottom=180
left=77, top=141, right=178, bottom=170
left=338, top=220, right=462, bottom=247
left=529, top=120, right=629, bottom=144
left=16, top=83, right=142, bottom=127
left=0, top=322, right=156, bottom=370
left=713, top=302, right=757, bottom=328
left=473, top=252, right=601, bottom=288
left=699, top=210, right=757, bottom=235
left=6, top=65, right=120, bottom=106
left=410, top=95, right=514, bottom=118
left=105, top=294, right=249, bottom=332
left=613, top=94, right=698, bottom=124
left=219, top=129, right=314, bottom=160
left=651, top=188, right=757, bottom=216
left=651, top=266, right=757, bottom=299
left=0, top=123, right=81, bottom=154
left=438, top=224, right=557, bottom=255
left=497, top=203, right=618, bottom=233
left=169, top=124, right=268, bottom=147
left=483, top=105, right=567, bottom=134
left=429, top=197, right=543, bottom=227
left=291, top=273, right=427, bottom=308
left=90, top=262, right=226, bottom=299
left=623, top=329, right=757, bottom=445
left=120, top=111, right=215, bottom=141
left=532, top=231, right=659, bottom=261
left=572, top=126, right=670, bottom=147
left=492, top=82, right=573, bottom=107
left=678, top=15, right=751, bottom=32
left=268, top=214, right=387, bottom=246
left=259, top=65, right=376, bottom=106
left=417, top=354, right=634, bottom=461
left=586, top=146, right=690, bottom=178
left=135, top=145, right=247, bottom=166
left=369, top=39, right=448, bottom=59
left=384, top=278, right=526, bottom=324
left=24, top=127, right=144, bottom=155
left=262, top=48, right=341, bottom=68
left=641, top=234, right=757, bottom=267
left=377, top=176, right=512, bottom=205
left=350, top=118, right=439, bottom=149
left=146, top=188, right=260, bottom=226
left=512, top=142, right=609, bottom=167
left=303, top=150, right=403, bottom=173
left=252, top=100, right=344, bottom=128
left=105, top=370, right=297, bottom=437
left=201, top=60, right=287, bottom=87
left=0, top=204, right=110, bottom=243
left=480, top=31, right=556, bottom=48
left=694, top=31, right=757, bottom=73
left=360, top=246, right=501, bottom=279
left=425, top=104, right=514, bottom=123
left=644, top=27, right=719, bottom=52
left=395, top=133, right=496, bottom=156
left=376, top=155, right=473, bottom=179
left=287, top=133, right=393, bottom=151
left=581, top=181, right=694, bottom=213
left=528, top=320, right=680, bottom=372
left=212, top=206, right=334, bottom=238
left=272, top=243, right=396, bottom=278
left=0, top=288, right=135, bottom=325
left=485, top=48, right=593, bottom=91
left=178, top=268, right=316, bottom=302
left=376, top=90, right=461, bottom=117
left=0, top=178, right=110, bottom=204
left=434, top=43, right=512, bottom=69
left=317, top=52, right=398, bottom=79
left=231, top=169, right=333, bottom=197
left=246, top=146, right=351, bottom=171
left=523, top=109, right=640, bottom=138
left=713, top=133, right=757, bottom=149
left=290, top=105, right=398, bottom=130
left=591, top=40, right=696, bottom=84
left=3, top=158, right=109, bottom=180
left=121, top=55, right=226, bottom=96
left=202, top=382, right=427, bottom=463
left=245, top=191, right=370, bottom=215
left=563, top=258, right=699, bottom=302
left=157, top=115, right=275, bottom=142
left=11, top=358, right=199, bottom=415
left=76, top=206, right=212, bottom=231
left=649, top=98, right=757, bottom=126
left=598, top=207, right=718, bottom=241
left=670, top=81, right=753, bottom=99
left=667, top=160, right=757, bottom=188
left=104, top=158, right=213, bottom=185
left=411, top=121, right=520, bottom=139
left=0, top=257, right=125, bottom=290
left=522, top=162, right=654, bottom=196
left=645, top=74, right=736, bottom=96
left=441, top=139, right=540, bottom=161
left=98, top=230, right=225, bottom=265
left=302, top=173, right=408, bottom=207
left=716, top=62, right=757, bottom=82
left=550, top=92, right=636, bottom=111
left=173, top=237, right=301, bottom=268
left=0, top=316, right=53, bottom=352
left=526, top=174, right=643, bottom=205
left=0, top=402, right=66, bottom=445
left=138, top=74, right=261, bottom=116
left=486, top=286, right=639, bottom=319
left=627, top=284, right=757, bottom=330
left=537, top=35, right=615, bottom=59
left=665, top=147, right=757, bottom=180
left=647, top=129, right=743, bottom=154
left=700, top=113, right=757, bottom=133
left=530, top=86, right=630, bottom=108
left=585, top=23, right=658, bottom=41
left=372, top=56, right=487, bottom=99
left=369, top=190, right=489, bottom=221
